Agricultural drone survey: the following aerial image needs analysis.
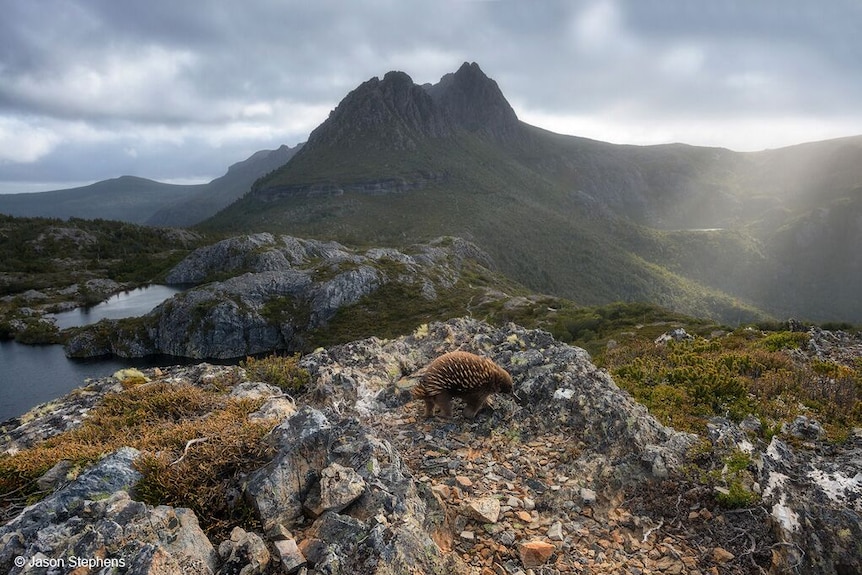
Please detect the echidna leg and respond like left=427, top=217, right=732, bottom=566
left=435, top=392, right=453, bottom=418
left=463, top=392, right=490, bottom=418
left=423, top=397, right=435, bottom=418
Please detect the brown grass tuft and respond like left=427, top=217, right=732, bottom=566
left=0, top=380, right=278, bottom=537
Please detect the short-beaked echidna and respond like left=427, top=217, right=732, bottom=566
left=412, top=351, right=514, bottom=419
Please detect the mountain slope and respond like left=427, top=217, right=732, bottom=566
left=146, top=144, right=301, bottom=227
left=201, top=63, right=771, bottom=322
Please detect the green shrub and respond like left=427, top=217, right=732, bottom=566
left=603, top=330, right=861, bottom=440
left=715, top=450, right=759, bottom=508
left=14, top=319, right=61, bottom=344
left=757, top=331, right=809, bottom=352
left=241, top=353, right=311, bottom=392
left=716, top=479, right=759, bottom=509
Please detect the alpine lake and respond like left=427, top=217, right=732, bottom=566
left=1, top=285, right=193, bottom=422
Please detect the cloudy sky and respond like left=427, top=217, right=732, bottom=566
left=2, top=0, right=860, bottom=193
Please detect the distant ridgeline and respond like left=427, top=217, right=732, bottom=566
left=0, top=144, right=300, bottom=227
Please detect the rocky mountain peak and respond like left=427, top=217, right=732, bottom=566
left=303, top=69, right=448, bottom=152
left=426, top=61, right=521, bottom=140
left=303, top=62, right=520, bottom=153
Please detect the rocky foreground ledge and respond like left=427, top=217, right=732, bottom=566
left=2, top=318, right=860, bottom=574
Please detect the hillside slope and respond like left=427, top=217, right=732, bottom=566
left=146, top=144, right=301, bottom=227
left=3, top=319, right=860, bottom=574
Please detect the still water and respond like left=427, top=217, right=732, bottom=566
left=49, top=285, right=183, bottom=329
left=0, top=285, right=186, bottom=423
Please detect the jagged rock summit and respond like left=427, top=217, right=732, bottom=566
left=307, top=70, right=446, bottom=151
left=303, top=62, right=521, bottom=153
left=424, top=61, right=520, bottom=140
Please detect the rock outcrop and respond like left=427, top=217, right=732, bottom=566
left=424, top=61, right=521, bottom=141
left=306, top=70, right=451, bottom=152
left=760, top=431, right=862, bottom=571
left=0, top=448, right=218, bottom=575
left=64, top=234, right=493, bottom=359
left=244, top=407, right=466, bottom=575
left=5, top=319, right=861, bottom=574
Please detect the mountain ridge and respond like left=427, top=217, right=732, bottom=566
left=0, top=177, right=203, bottom=224
left=146, top=143, right=301, bottom=227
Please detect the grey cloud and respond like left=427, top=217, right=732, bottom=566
left=2, top=0, right=862, bottom=189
